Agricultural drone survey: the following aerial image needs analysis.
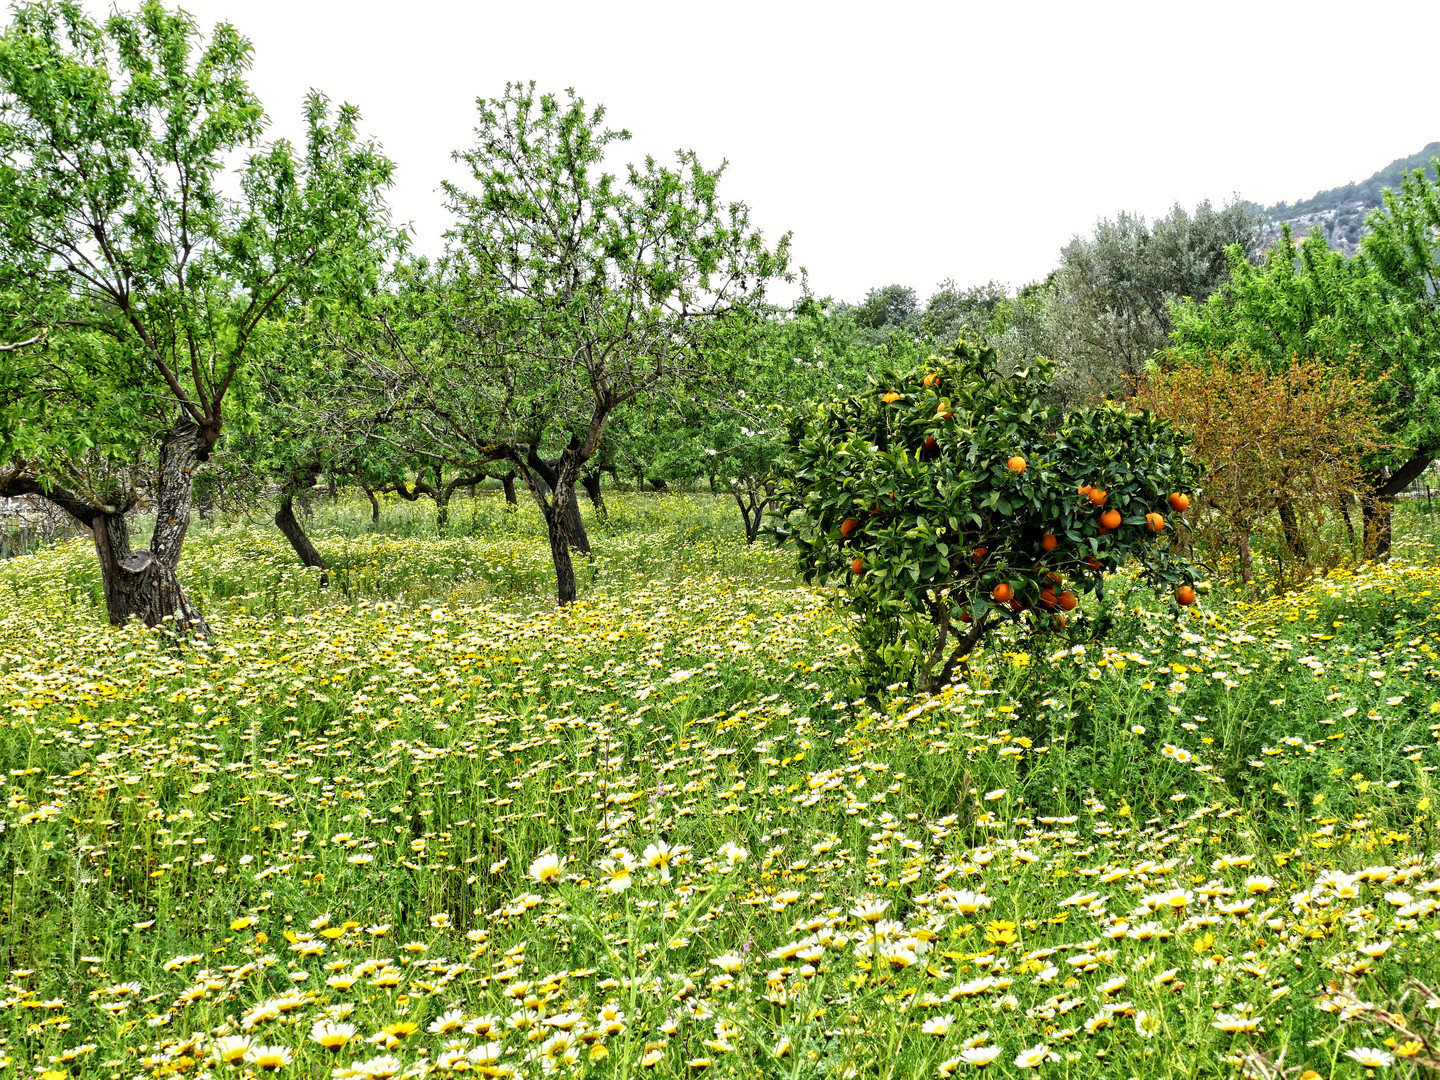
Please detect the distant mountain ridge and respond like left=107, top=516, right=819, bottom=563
left=1246, top=142, right=1440, bottom=255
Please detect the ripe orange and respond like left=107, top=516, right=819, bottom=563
left=972, top=546, right=989, bottom=564
left=1043, top=571, right=1062, bottom=587
left=992, top=582, right=1013, bottom=603
left=1100, top=509, right=1121, bottom=530
left=1088, top=488, right=1108, bottom=506
left=840, top=517, right=860, bottom=538
left=1057, top=591, right=1077, bottom=612
left=1144, top=512, right=1165, bottom=532
left=881, top=391, right=902, bottom=403
left=1077, top=483, right=1093, bottom=498
left=923, top=436, right=937, bottom=451
left=1039, top=588, right=1057, bottom=610
left=1006, top=455, right=1026, bottom=473
left=1041, top=533, right=1059, bottom=551
left=922, top=372, right=939, bottom=388
left=1168, top=492, right=1190, bottom=513
left=1009, top=597, right=1027, bottom=612
left=851, top=557, right=865, bottom=575
left=1176, top=584, right=1196, bottom=605
left=959, top=608, right=973, bottom=624
left=1085, top=556, right=1101, bottom=570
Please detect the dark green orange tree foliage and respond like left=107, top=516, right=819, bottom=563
left=772, top=341, right=1202, bottom=693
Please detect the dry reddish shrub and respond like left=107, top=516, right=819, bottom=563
left=1134, top=356, right=1389, bottom=589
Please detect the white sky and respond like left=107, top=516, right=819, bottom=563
left=56, top=0, right=1440, bottom=302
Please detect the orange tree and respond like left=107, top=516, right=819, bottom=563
left=771, top=340, right=1202, bottom=694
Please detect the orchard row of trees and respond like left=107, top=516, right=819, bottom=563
left=3, top=1, right=1440, bottom=647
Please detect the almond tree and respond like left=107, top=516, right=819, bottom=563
left=0, top=1, right=394, bottom=634
left=346, top=84, right=790, bottom=604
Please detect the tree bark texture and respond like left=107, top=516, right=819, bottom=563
left=500, top=474, right=517, bottom=506
left=363, top=484, right=381, bottom=523
left=525, top=449, right=590, bottom=555
left=275, top=494, right=330, bottom=586
left=4, top=420, right=212, bottom=636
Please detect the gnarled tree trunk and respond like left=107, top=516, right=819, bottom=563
left=276, top=494, right=329, bottom=586
left=500, top=473, right=517, bottom=506
left=95, top=421, right=211, bottom=635
left=526, top=449, right=590, bottom=555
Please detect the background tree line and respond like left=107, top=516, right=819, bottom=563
left=4, top=0, right=1440, bottom=632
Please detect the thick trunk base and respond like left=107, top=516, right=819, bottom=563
left=114, top=550, right=211, bottom=636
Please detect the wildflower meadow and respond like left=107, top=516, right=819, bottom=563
left=2, top=494, right=1439, bottom=1080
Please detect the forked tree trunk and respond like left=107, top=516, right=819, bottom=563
left=276, top=494, right=329, bottom=586
left=88, top=421, right=212, bottom=636
left=525, top=450, right=590, bottom=554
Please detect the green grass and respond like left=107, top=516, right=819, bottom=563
left=1, top=494, right=1439, bottom=1079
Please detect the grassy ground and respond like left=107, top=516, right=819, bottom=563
left=2, top=493, right=1439, bottom=1079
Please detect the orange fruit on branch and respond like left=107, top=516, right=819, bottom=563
left=1057, top=591, right=1077, bottom=612
left=851, top=557, right=865, bottom=575
left=1144, top=512, right=1165, bottom=532
left=1006, top=455, right=1026, bottom=473
left=1041, top=533, right=1059, bottom=551
left=840, top=517, right=860, bottom=538
left=1175, top=584, right=1196, bottom=605
left=1168, top=492, right=1190, bottom=513
left=972, top=546, right=989, bottom=564
left=992, top=582, right=1013, bottom=603
left=881, top=391, right=902, bottom=403
left=1100, top=509, right=1122, bottom=530
left=922, top=372, right=939, bottom=388
left=1088, top=488, right=1108, bottom=506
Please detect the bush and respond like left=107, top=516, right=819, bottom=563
left=1134, top=355, right=1389, bottom=590
left=772, top=340, right=1202, bottom=694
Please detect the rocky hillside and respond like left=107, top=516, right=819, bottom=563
left=1248, top=141, right=1440, bottom=254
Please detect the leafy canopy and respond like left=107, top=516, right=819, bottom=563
left=0, top=0, right=395, bottom=501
